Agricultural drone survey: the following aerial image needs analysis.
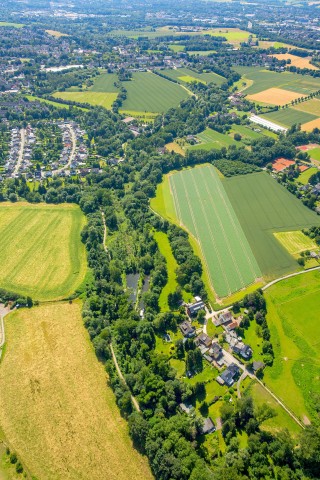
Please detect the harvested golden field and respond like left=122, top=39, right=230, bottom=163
left=270, top=53, right=318, bottom=71
left=45, top=30, right=69, bottom=37
left=302, top=117, right=320, bottom=131
left=293, top=98, right=320, bottom=116
left=0, top=303, right=152, bottom=480
left=0, top=203, right=87, bottom=301
left=247, top=87, right=306, bottom=106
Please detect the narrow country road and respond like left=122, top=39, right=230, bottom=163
left=14, top=128, right=25, bottom=175
left=54, top=124, right=77, bottom=174
left=110, top=343, right=140, bottom=412
left=262, top=265, right=320, bottom=291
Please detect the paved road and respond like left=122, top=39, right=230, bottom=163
left=110, top=343, right=140, bottom=412
left=14, top=128, right=25, bottom=175
left=54, top=124, right=77, bottom=174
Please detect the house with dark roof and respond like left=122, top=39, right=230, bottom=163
left=179, top=320, right=195, bottom=338
left=214, top=311, right=234, bottom=327
left=217, top=363, right=240, bottom=387
left=186, top=297, right=205, bottom=317
left=202, top=417, right=216, bottom=435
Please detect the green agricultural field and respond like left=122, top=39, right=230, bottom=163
left=0, top=203, right=87, bottom=300
left=89, top=73, right=119, bottom=92
left=230, top=124, right=263, bottom=140
left=162, top=68, right=225, bottom=86
left=296, top=166, right=318, bottom=184
left=120, top=72, right=189, bottom=114
left=234, top=66, right=320, bottom=95
left=261, top=108, right=317, bottom=127
left=264, top=270, right=320, bottom=422
left=189, top=128, right=240, bottom=150
left=224, top=172, right=320, bottom=279
left=273, top=231, right=317, bottom=256
left=293, top=98, right=320, bottom=117
left=170, top=165, right=261, bottom=297
left=53, top=91, right=117, bottom=109
left=169, top=44, right=185, bottom=52
left=154, top=231, right=192, bottom=310
left=26, top=95, right=76, bottom=110
left=309, top=147, right=320, bottom=161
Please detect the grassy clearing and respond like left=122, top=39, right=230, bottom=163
left=170, top=165, right=261, bottom=297
left=53, top=91, right=117, bottom=109
left=0, top=203, right=87, bottom=301
left=264, top=270, right=320, bottom=421
left=190, top=128, right=239, bottom=150
left=154, top=231, right=192, bottom=310
left=274, top=230, right=317, bottom=255
left=261, top=108, right=317, bottom=127
left=45, top=30, right=69, bottom=38
left=247, top=381, right=301, bottom=435
left=234, top=66, right=320, bottom=95
left=121, top=72, right=188, bottom=113
left=165, top=142, right=185, bottom=155
left=230, top=124, right=263, bottom=140
left=206, top=28, right=254, bottom=46
left=296, top=166, right=318, bottom=184
left=26, top=95, right=73, bottom=110
left=169, top=44, right=185, bottom=52
left=224, top=172, right=320, bottom=279
left=309, top=147, right=320, bottom=161
left=0, top=22, right=23, bottom=28
left=89, top=73, right=119, bottom=92
left=0, top=303, right=152, bottom=480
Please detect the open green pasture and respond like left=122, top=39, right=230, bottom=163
left=230, top=124, right=263, bottom=140
left=261, top=108, right=317, bottom=127
left=162, top=68, right=225, bottom=86
left=234, top=66, right=320, bottom=95
left=189, top=128, right=239, bottom=151
left=296, top=166, right=318, bottom=184
left=89, top=73, right=119, bottom=92
left=121, top=72, right=189, bottom=114
left=170, top=165, right=261, bottom=298
left=0, top=22, right=24, bottom=28
left=264, top=270, right=320, bottom=422
left=309, top=147, right=320, bottom=161
left=53, top=91, right=117, bottom=109
left=0, top=203, right=87, bottom=300
left=224, top=172, right=320, bottom=279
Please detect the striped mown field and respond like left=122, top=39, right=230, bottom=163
left=0, top=203, right=87, bottom=300
left=170, top=165, right=261, bottom=297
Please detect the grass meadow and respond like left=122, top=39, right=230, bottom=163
left=293, top=98, right=320, bottom=116
left=121, top=72, right=189, bottom=113
left=189, top=128, right=239, bottom=150
left=264, top=270, right=320, bottom=422
left=296, top=166, right=318, bottom=184
left=0, top=302, right=152, bottom=480
left=273, top=231, right=317, bottom=256
left=170, top=165, right=261, bottom=297
left=53, top=91, right=118, bottom=109
left=0, top=203, right=87, bottom=300
left=234, top=66, right=320, bottom=95
left=224, top=172, right=320, bottom=279
left=309, top=147, right=320, bottom=161
left=162, top=68, right=225, bottom=86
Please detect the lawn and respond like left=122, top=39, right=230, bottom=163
left=89, top=73, right=119, bottom=92
left=170, top=165, right=261, bottom=297
left=120, top=72, right=189, bottom=114
left=234, top=66, right=320, bottom=95
left=189, top=128, right=240, bottom=151
left=296, top=166, right=318, bottom=184
left=273, top=231, right=317, bottom=256
left=261, top=108, right=317, bottom=127
left=264, top=270, right=320, bottom=422
left=0, top=203, right=87, bottom=301
left=0, top=302, right=152, bottom=480
left=309, top=147, right=320, bottom=161
left=230, top=124, right=263, bottom=140
left=53, top=91, right=118, bottom=109
left=224, top=172, right=320, bottom=279
left=154, top=231, right=192, bottom=310
left=162, top=68, right=225, bottom=86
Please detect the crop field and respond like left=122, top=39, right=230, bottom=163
left=45, top=30, right=69, bottom=38
left=170, top=165, right=261, bottom=297
left=162, top=68, right=225, bottom=86
left=224, top=172, right=320, bottom=278
left=0, top=303, right=152, bottom=480
left=53, top=91, right=118, bottom=109
left=270, top=53, right=318, bottom=71
left=234, top=66, right=320, bottom=95
left=273, top=231, right=317, bottom=256
left=120, top=72, right=189, bottom=114
left=264, top=270, right=320, bottom=422
left=302, top=117, right=320, bottom=132
left=261, top=108, right=317, bottom=127
left=247, top=88, right=305, bottom=106
left=26, top=95, right=75, bottom=109
left=293, top=98, right=320, bottom=116
left=0, top=203, right=87, bottom=300
left=189, top=128, right=239, bottom=150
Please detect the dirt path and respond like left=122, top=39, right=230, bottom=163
left=110, top=344, right=140, bottom=412
left=262, top=265, right=320, bottom=291
left=13, top=128, right=25, bottom=175
left=54, top=124, right=77, bottom=174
